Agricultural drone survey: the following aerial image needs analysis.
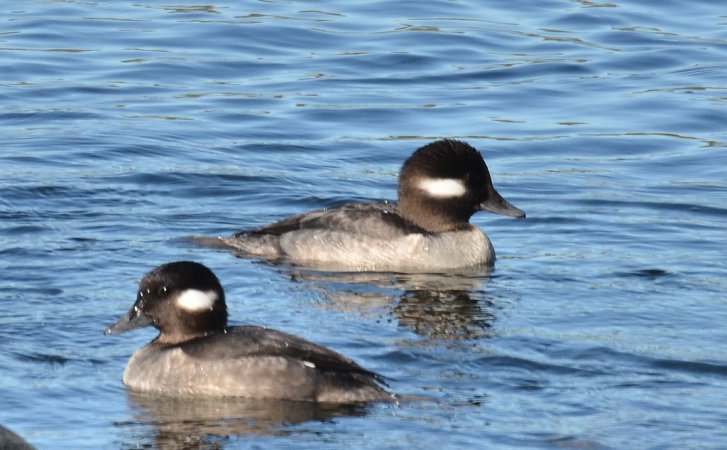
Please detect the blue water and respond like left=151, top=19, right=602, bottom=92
left=2, top=1, right=727, bottom=448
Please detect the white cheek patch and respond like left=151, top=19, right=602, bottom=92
left=176, top=289, right=217, bottom=312
left=418, top=177, right=466, bottom=198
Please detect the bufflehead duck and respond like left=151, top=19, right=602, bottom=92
left=105, top=261, right=391, bottom=403
left=201, top=139, right=524, bottom=271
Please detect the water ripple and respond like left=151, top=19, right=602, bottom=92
left=2, top=1, right=727, bottom=449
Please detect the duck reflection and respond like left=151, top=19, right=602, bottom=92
left=395, top=289, right=495, bottom=339
left=123, top=391, right=371, bottom=448
left=281, top=266, right=497, bottom=340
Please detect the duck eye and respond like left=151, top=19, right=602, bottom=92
left=158, top=286, right=169, bottom=297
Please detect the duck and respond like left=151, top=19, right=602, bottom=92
left=0, top=425, right=34, bottom=450
left=105, top=261, right=391, bottom=403
left=195, top=139, right=524, bottom=271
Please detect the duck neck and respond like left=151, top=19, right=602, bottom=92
left=398, top=200, right=472, bottom=233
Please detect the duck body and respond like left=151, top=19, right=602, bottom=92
left=210, top=140, right=524, bottom=271
left=123, top=326, right=388, bottom=402
left=222, top=203, right=494, bottom=271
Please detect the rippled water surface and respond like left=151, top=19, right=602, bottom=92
left=2, top=1, right=727, bottom=448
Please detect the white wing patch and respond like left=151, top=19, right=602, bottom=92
left=418, top=177, right=466, bottom=198
left=176, top=289, right=217, bottom=312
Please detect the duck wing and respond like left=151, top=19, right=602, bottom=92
left=236, top=203, right=424, bottom=239
left=175, top=326, right=387, bottom=384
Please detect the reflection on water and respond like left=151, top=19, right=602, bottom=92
left=281, top=266, right=496, bottom=339
left=395, top=289, right=495, bottom=339
left=119, top=391, right=371, bottom=448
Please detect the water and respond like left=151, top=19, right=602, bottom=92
left=1, top=1, right=726, bottom=448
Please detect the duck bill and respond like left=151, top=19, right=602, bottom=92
left=479, top=187, right=525, bottom=218
left=104, top=305, right=152, bottom=335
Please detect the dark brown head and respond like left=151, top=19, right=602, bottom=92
left=105, top=261, right=227, bottom=345
left=397, top=139, right=525, bottom=233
